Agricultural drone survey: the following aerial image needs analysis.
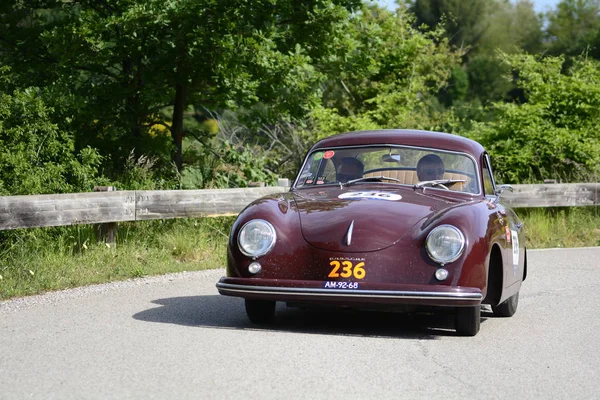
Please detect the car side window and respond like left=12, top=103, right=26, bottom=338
left=482, top=154, right=495, bottom=196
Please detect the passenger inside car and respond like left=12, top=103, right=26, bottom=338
left=336, top=157, right=364, bottom=183
left=416, top=154, right=445, bottom=181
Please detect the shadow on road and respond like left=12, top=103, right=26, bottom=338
left=133, top=295, right=489, bottom=340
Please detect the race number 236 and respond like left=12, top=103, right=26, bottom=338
left=328, top=260, right=366, bottom=279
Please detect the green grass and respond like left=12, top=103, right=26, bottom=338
left=0, top=217, right=234, bottom=300
left=1, top=207, right=599, bottom=300
left=518, top=207, right=600, bottom=249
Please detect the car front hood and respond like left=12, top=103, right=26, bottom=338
left=293, top=186, right=466, bottom=252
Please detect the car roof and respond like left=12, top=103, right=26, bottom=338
left=310, top=129, right=486, bottom=157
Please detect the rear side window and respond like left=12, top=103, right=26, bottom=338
left=482, top=154, right=496, bottom=196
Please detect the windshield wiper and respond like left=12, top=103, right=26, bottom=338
left=414, top=179, right=466, bottom=190
left=344, top=176, right=402, bottom=186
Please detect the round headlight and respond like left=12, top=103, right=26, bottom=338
left=426, top=225, right=466, bottom=264
left=238, top=219, right=277, bottom=258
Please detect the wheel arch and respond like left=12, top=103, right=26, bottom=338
left=483, top=243, right=503, bottom=306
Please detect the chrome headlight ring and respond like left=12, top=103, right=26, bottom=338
left=425, top=224, right=466, bottom=265
left=237, top=219, right=277, bottom=258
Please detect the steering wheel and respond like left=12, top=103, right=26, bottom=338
left=431, top=182, right=450, bottom=190
left=417, top=181, right=450, bottom=190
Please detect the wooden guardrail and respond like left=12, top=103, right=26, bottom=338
left=0, top=183, right=598, bottom=232
left=502, top=183, right=600, bottom=208
left=0, top=186, right=288, bottom=231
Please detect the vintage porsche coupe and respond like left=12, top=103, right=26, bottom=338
left=216, top=129, right=526, bottom=336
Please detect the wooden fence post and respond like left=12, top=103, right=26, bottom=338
left=93, top=186, right=117, bottom=245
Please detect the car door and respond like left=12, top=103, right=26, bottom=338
left=483, top=153, right=525, bottom=290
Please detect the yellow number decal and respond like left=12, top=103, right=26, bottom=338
left=328, top=261, right=340, bottom=278
left=340, top=261, right=353, bottom=278
left=328, top=260, right=367, bottom=279
left=354, top=262, right=366, bottom=279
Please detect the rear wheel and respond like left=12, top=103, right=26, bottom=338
left=245, top=299, right=276, bottom=324
left=492, top=292, right=519, bottom=317
left=455, top=305, right=481, bottom=336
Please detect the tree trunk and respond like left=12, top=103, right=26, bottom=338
left=123, top=57, right=142, bottom=158
left=171, top=83, right=188, bottom=172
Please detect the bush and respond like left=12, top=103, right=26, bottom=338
left=465, top=54, right=600, bottom=183
left=180, top=137, right=276, bottom=189
left=0, top=85, right=104, bottom=195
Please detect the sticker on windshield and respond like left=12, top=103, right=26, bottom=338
left=302, top=175, right=314, bottom=185
left=323, top=150, right=335, bottom=159
left=338, top=191, right=402, bottom=201
left=313, top=152, right=323, bottom=161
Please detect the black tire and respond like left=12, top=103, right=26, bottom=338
left=245, top=299, right=276, bottom=324
left=455, top=305, right=481, bottom=336
left=492, top=292, right=519, bottom=317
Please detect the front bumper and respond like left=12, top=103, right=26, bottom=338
left=216, top=277, right=482, bottom=307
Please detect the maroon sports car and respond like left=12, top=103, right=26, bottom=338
left=216, top=129, right=526, bottom=336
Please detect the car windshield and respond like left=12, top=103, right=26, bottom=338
left=294, top=145, right=480, bottom=194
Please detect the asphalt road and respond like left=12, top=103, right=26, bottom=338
left=1, top=247, right=599, bottom=400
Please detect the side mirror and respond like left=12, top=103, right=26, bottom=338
left=494, top=184, right=514, bottom=197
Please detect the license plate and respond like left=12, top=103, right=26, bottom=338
left=323, top=281, right=360, bottom=289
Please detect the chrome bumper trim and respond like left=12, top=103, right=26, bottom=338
left=216, top=282, right=482, bottom=302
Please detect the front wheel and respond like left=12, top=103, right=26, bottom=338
left=455, top=305, right=481, bottom=336
left=245, top=299, right=276, bottom=324
left=492, top=292, right=519, bottom=317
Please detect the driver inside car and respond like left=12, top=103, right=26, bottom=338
left=416, top=154, right=445, bottom=181
left=336, top=157, right=364, bottom=183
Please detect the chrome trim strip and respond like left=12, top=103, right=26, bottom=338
left=345, top=220, right=354, bottom=246
left=216, top=283, right=482, bottom=301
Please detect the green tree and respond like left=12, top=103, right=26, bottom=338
left=408, top=0, right=544, bottom=105
left=466, top=0, right=543, bottom=103
left=409, top=0, right=491, bottom=51
left=0, top=69, right=103, bottom=195
left=465, top=53, right=600, bottom=183
left=510, top=0, right=545, bottom=55
left=312, top=4, right=462, bottom=136
left=0, top=0, right=361, bottom=174
left=546, top=0, right=600, bottom=59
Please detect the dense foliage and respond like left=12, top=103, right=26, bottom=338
left=466, top=54, right=600, bottom=183
left=1, top=0, right=600, bottom=194
left=0, top=69, right=104, bottom=195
